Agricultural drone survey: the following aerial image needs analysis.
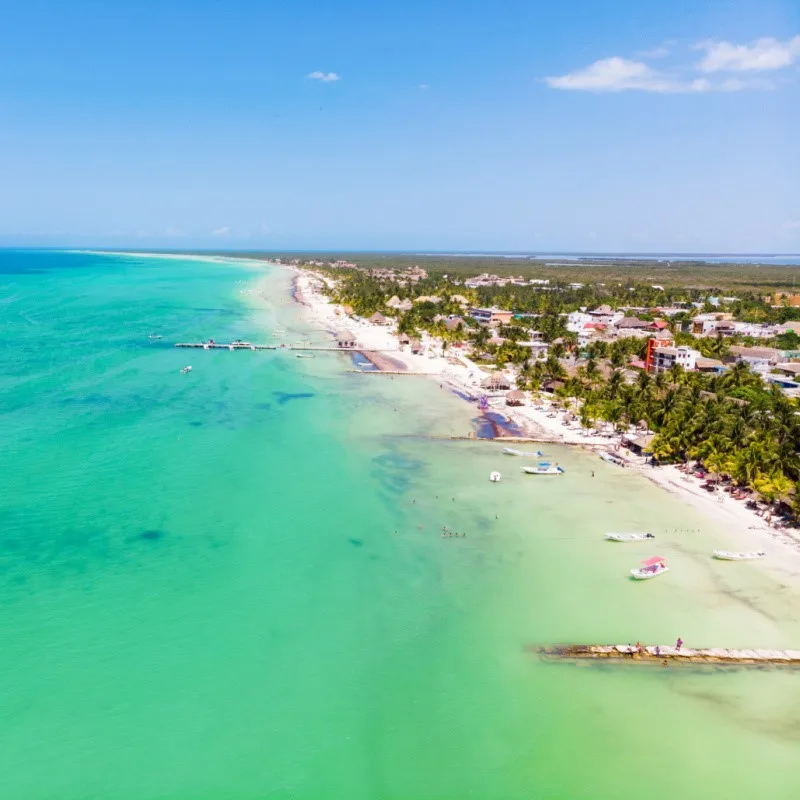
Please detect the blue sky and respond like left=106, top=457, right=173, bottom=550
left=1, top=0, right=798, bottom=252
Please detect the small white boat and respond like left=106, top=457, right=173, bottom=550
left=631, top=556, right=668, bottom=580
left=148, top=333, right=162, bottom=340
left=296, top=354, right=314, bottom=359
left=600, top=452, right=624, bottom=466
left=489, top=471, right=501, bottom=482
left=605, top=532, right=655, bottom=542
left=713, top=550, right=766, bottom=561
left=180, top=365, right=192, bottom=374
left=503, top=447, right=543, bottom=457
left=522, top=462, right=564, bottom=475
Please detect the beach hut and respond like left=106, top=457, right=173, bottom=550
left=398, top=333, right=411, bottom=345
left=369, top=312, right=388, bottom=325
left=409, top=338, right=423, bottom=354
left=505, top=389, right=526, bottom=407
left=336, top=330, right=357, bottom=348
left=541, top=378, right=565, bottom=394
left=623, top=433, right=655, bottom=455
left=482, top=373, right=511, bottom=391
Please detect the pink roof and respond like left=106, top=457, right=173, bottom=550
left=649, top=320, right=669, bottom=329
left=629, top=358, right=646, bottom=370
left=642, top=556, right=666, bottom=566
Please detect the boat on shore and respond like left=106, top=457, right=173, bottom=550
left=522, top=462, right=564, bottom=475
left=605, top=532, right=655, bottom=542
left=503, top=447, right=543, bottom=457
left=599, top=452, right=624, bottom=466
left=630, top=556, right=668, bottom=580
left=713, top=550, right=766, bottom=561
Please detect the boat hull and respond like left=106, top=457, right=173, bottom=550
left=713, top=550, right=766, bottom=561
left=630, top=566, right=669, bottom=580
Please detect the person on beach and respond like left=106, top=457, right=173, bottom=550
left=655, top=645, right=660, bottom=657
left=676, top=637, right=683, bottom=651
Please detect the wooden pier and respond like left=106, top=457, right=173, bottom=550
left=174, top=342, right=399, bottom=353
left=535, top=644, right=800, bottom=668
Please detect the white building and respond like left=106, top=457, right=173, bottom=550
left=588, top=304, right=623, bottom=326
left=652, top=345, right=701, bottom=373
left=566, top=311, right=591, bottom=333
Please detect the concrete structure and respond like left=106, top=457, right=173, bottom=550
left=691, top=312, right=734, bottom=335
left=729, top=345, right=781, bottom=371
left=695, top=357, right=726, bottom=373
left=468, top=307, right=514, bottom=325
left=652, top=345, right=701, bottom=373
left=566, top=311, right=591, bottom=333
left=645, top=335, right=673, bottom=373
left=588, top=304, right=623, bottom=326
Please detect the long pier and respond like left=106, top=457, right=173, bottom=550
left=174, top=342, right=399, bottom=353
left=536, top=644, right=800, bottom=667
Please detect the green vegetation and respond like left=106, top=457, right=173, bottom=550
left=549, top=360, right=799, bottom=513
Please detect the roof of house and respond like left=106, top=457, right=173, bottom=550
left=775, top=362, right=800, bottom=374
left=615, top=317, right=650, bottom=329
left=648, top=320, right=669, bottom=330
left=590, top=304, right=614, bottom=315
left=695, top=357, right=724, bottom=369
left=729, top=345, right=779, bottom=360
left=506, top=389, right=525, bottom=401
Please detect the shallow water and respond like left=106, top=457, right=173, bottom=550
left=1, top=250, right=800, bottom=799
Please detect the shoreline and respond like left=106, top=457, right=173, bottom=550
left=288, top=265, right=800, bottom=565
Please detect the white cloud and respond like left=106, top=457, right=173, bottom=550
left=211, top=226, right=230, bottom=237
left=695, top=36, right=800, bottom=72
left=419, top=83, right=430, bottom=90
left=545, top=57, right=710, bottom=93
left=307, top=71, right=340, bottom=82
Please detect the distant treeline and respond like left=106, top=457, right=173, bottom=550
left=201, top=251, right=800, bottom=292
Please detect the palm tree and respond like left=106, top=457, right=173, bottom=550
left=544, top=354, right=567, bottom=382
left=606, top=369, right=624, bottom=400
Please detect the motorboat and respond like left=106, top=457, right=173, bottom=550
left=605, top=532, right=655, bottom=542
left=630, top=556, right=668, bottom=580
left=600, top=452, right=624, bottom=466
left=503, top=447, right=543, bottom=457
left=489, top=471, right=501, bottom=482
left=148, top=333, right=162, bottom=340
left=522, top=462, right=564, bottom=475
left=296, top=353, right=314, bottom=359
left=180, top=365, right=192, bottom=374
left=713, top=550, right=766, bottom=561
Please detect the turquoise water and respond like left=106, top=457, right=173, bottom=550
left=2, top=250, right=800, bottom=799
